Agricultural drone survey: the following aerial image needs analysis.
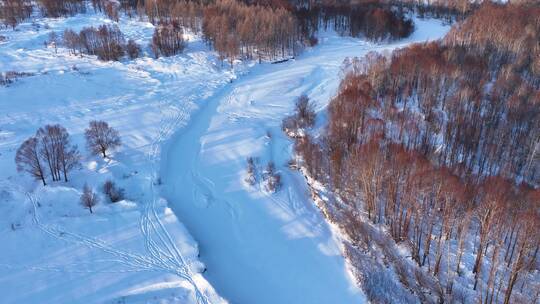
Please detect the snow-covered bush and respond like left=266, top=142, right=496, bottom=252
left=103, top=180, right=124, bottom=203
left=126, top=39, right=141, bottom=59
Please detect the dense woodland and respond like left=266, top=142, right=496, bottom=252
left=290, top=3, right=540, bottom=303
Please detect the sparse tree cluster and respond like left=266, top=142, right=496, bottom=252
left=62, top=24, right=137, bottom=61
left=16, top=121, right=121, bottom=185
left=78, top=24, right=126, bottom=61
left=16, top=124, right=81, bottom=185
left=0, top=0, right=33, bottom=28
left=126, top=39, right=141, bottom=59
left=151, top=21, right=186, bottom=58
left=282, top=94, right=316, bottom=134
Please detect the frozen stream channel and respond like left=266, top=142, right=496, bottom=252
left=161, top=18, right=450, bottom=304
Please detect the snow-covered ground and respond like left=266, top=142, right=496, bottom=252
left=0, top=12, right=238, bottom=303
left=160, top=17, right=451, bottom=304
left=1, top=7, right=450, bottom=303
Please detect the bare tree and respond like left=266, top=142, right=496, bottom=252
left=85, top=120, right=121, bottom=158
left=104, top=0, right=119, bottom=22
left=15, top=137, right=47, bottom=186
left=48, top=31, right=59, bottom=54
left=37, top=124, right=80, bottom=182
left=80, top=183, right=98, bottom=213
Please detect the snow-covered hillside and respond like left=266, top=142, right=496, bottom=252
left=1, top=8, right=449, bottom=304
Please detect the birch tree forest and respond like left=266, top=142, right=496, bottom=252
left=291, top=3, right=540, bottom=303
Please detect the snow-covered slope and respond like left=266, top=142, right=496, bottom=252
left=0, top=12, right=240, bottom=304
left=160, top=17, right=451, bottom=304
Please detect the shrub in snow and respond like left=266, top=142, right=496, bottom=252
left=125, top=39, right=141, bottom=59
left=264, top=161, right=282, bottom=193
left=0, top=71, right=34, bottom=86
left=85, top=120, right=121, bottom=158
left=103, top=180, right=124, bottom=203
left=245, top=157, right=257, bottom=186
left=80, top=183, right=98, bottom=213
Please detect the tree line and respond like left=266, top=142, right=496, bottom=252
left=1, top=0, right=87, bottom=28
left=203, top=0, right=298, bottom=62
left=134, top=0, right=300, bottom=62
left=2, top=0, right=418, bottom=63
left=294, top=0, right=414, bottom=42
left=289, top=3, right=540, bottom=303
